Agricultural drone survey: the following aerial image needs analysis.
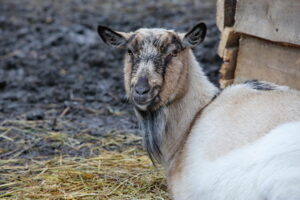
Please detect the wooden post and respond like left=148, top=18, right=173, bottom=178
left=219, top=47, right=238, bottom=88
left=216, top=0, right=236, bottom=31
left=217, top=0, right=300, bottom=90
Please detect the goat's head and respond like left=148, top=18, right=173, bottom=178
left=97, top=23, right=206, bottom=111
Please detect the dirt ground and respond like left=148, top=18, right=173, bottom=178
left=0, top=0, right=221, bottom=198
left=0, top=0, right=221, bottom=159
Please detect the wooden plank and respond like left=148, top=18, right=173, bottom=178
left=220, top=47, right=238, bottom=80
left=234, top=0, right=300, bottom=46
left=218, top=27, right=239, bottom=57
left=234, top=36, right=300, bottom=90
left=216, top=0, right=236, bottom=31
left=219, top=47, right=238, bottom=88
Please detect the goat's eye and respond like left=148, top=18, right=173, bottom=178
left=127, top=49, right=133, bottom=55
left=170, top=49, right=178, bottom=57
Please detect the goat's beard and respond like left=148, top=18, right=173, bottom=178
left=134, top=107, right=167, bottom=165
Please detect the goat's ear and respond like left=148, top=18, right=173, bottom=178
left=97, top=25, right=128, bottom=48
left=182, top=22, right=206, bottom=48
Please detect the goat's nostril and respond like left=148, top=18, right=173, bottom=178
left=134, top=77, right=150, bottom=95
left=135, top=85, right=150, bottom=95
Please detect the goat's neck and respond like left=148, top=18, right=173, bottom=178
left=163, top=52, right=218, bottom=168
left=136, top=50, right=219, bottom=169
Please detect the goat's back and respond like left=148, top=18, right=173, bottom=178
left=192, top=83, right=300, bottom=160
left=172, top=83, right=300, bottom=200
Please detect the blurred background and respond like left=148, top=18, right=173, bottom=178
left=0, top=0, right=222, bottom=198
left=0, top=0, right=221, bottom=160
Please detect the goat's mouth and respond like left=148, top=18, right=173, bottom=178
left=131, top=87, right=160, bottom=111
left=132, top=95, right=157, bottom=111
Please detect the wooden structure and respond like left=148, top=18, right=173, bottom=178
left=217, top=0, right=300, bottom=90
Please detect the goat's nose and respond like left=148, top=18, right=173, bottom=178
left=135, top=77, right=150, bottom=95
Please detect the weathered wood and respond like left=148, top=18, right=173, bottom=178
left=218, top=27, right=239, bottom=57
left=234, top=0, right=300, bottom=46
left=220, top=79, right=234, bottom=89
left=216, top=0, right=236, bottom=31
left=219, top=47, right=238, bottom=88
left=234, top=36, right=300, bottom=90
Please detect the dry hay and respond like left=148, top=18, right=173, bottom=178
left=0, top=132, right=170, bottom=200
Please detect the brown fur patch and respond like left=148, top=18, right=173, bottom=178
left=123, top=55, right=132, bottom=95
left=155, top=49, right=190, bottom=109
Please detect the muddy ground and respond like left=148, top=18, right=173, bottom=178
left=0, top=0, right=221, bottom=160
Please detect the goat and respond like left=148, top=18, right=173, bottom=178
left=97, top=22, right=300, bottom=200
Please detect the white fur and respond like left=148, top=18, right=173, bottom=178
left=174, top=121, right=300, bottom=200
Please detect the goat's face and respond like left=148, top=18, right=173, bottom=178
left=97, top=23, right=206, bottom=111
